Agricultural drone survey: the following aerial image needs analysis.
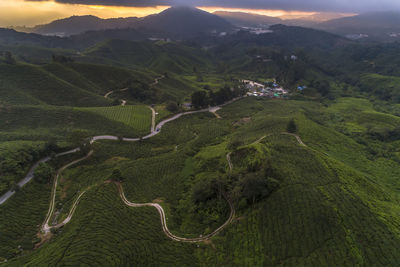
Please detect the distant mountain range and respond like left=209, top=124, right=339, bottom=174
left=315, top=11, right=400, bottom=41
left=14, top=7, right=233, bottom=38
left=215, top=10, right=400, bottom=41
left=4, top=8, right=400, bottom=44
left=15, top=15, right=140, bottom=37
left=214, top=11, right=282, bottom=27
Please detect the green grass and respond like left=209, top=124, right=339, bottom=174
left=76, top=105, right=152, bottom=136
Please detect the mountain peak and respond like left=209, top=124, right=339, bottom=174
left=137, top=6, right=234, bottom=37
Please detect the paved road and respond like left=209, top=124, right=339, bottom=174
left=117, top=182, right=235, bottom=243
left=2, top=96, right=251, bottom=243
left=38, top=99, right=246, bottom=237
left=1, top=98, right=246, bottom=205
left=0, top=148, right=80, bottom=205
left=42, top=151, right=93, bottom=233
left=104, top=88, right=128, bottom=106
left=149, top=106, right=156, bottom=133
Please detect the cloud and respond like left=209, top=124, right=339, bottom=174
left=24, top=0, right=400, bottom=12
left=179, top=0, right=400, bottom=12
left=27, top=0, right=171, bottom=7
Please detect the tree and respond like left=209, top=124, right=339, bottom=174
left=287, top=119, right=297, bottom=133
left=242, top=174, right=275, bottom=204
left=128, top=82, right=154, bottom=102
left=110, top=169, right=124, bottom=182
left=67, top=130, right=90, bottom=147
left=191, top=91, right=209, bottom=109
left=112, top=99, right=121, bottom=106
left=192, top=179, right=216, bottom=203
left=166, top=101, right=179, bottom=112
left=44, top=140, right=58, bottom=155
left=34, top=163, right=55, bottom=184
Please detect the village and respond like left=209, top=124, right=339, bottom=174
left=242, top=79, right=289, bottom=98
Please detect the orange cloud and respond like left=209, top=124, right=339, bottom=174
left=0, top=0, right=168, bottom=26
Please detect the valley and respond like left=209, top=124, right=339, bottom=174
left=0, top=5, right=399, bottom=266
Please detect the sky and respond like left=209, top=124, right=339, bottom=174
left=0, top=0, right=398, bottom=27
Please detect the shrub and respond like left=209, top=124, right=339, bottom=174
left=287, top=119, right=297, bottom=133
left=34, top=163, right=55, bottom=184
left=192, top=179, right=216, bottom=203
left=166, top=101, right=179, bottom=112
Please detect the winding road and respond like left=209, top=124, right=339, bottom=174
left=104, top=88, right=128, bottom=106
left=117, top=182, right=235, bottom=243
left=42, top=151, right=94, bottom=233
left=37, top=101, right=240, bottom=238
left=0, top=148, right=80, bottom=205
left=1, top=91, right=309, bottom=243
left=0, top=96, right=243, bottom=241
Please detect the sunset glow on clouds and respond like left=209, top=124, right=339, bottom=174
left=0, top=0, right=168, bottom=26
left=0, top=0, right=396, bottom=27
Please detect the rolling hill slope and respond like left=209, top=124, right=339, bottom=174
left=0, top=63, right=109, bottom=107
left=83, top=39, right=213, bottom=74
left=2, top=97, right=399, bottom=265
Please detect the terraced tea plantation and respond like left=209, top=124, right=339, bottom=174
left=77, top=105, right=152, bottom=136
left=2, top=97, right=399, bottom=266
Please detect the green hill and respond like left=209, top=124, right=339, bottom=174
left=0, top=63, right=109, bottom=107
left=3, top=97, right=399, bottom=265
left=83, top=40, right=213, bottom=74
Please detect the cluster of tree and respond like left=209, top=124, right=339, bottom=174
left=110, top=169, right=124, bottom=182
left=52, top=54, right=74, bottom=63
left=287, top=119, right=297, bottom=133
left=34, top=163, right=55, bottom=184
left=192, top=179, right=218, bottom=204
left=166, top=101, right=179, bottom=112
left=67, top=130, right=91, bottom=154
left=191, top=85, right=245, bottom=109
left=241, top=173, right=279, bottom=204
left=0, top=147, right=43, bottom=192
left=366, top=126, right=400, bottom=142
left=359, top=81, right=400, bottom=104
left=126, top=79, right=156, bottom=102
